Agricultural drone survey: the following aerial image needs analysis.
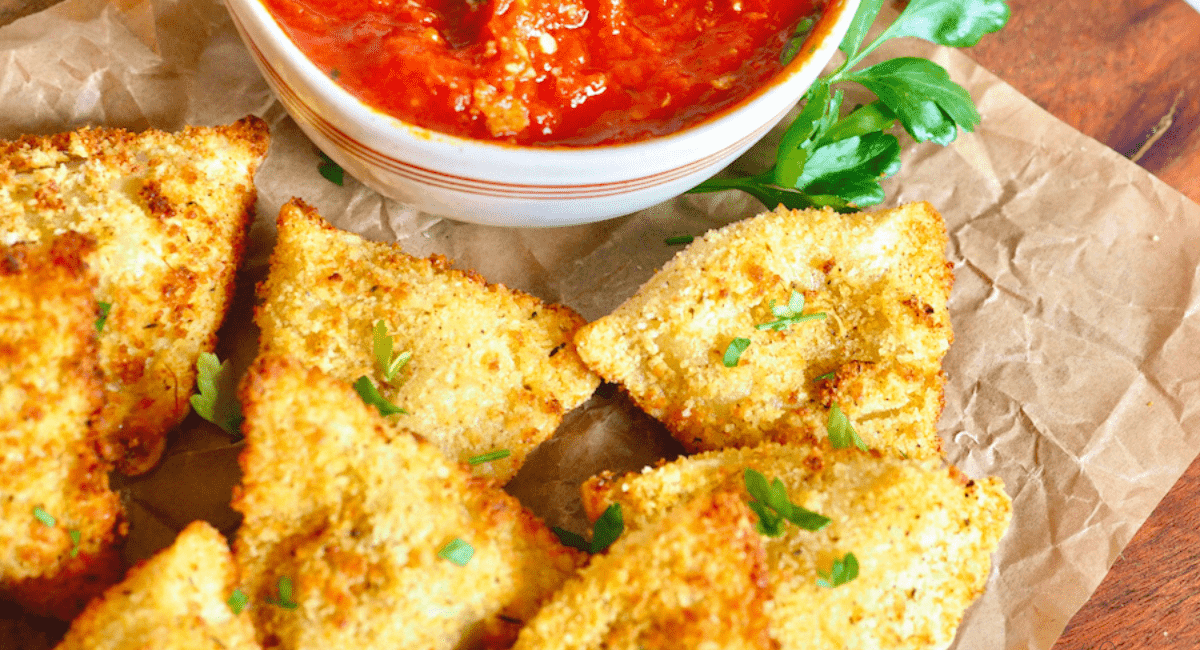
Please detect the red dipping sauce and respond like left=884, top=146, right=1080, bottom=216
left=264, top=0, right=822, bottom=145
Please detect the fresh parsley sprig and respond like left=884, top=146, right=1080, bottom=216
left=190, top=352, right=244, bottom=437
left=755, top=290, right=826, bottom=331
left=353, top=376, right=408, bottom=417
left=265, top=576, right=300, bottom=610
left=372, top=320, right=411, bottom=384
left=467, top=449, right=511, bottom=465
left=744, top=468, right=830, bottom=536
left=817, top=552, right=860, bottom=588
left=688, top=0, right=1009, bottom=211
left=553, top=503, right=624, bottom=554
left=827, top=402, right=868, bottom=451
left=438, top=538, right=475, bottom=566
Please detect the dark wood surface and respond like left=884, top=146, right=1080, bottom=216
left=968, top=1, right=1200, bottom=648
left=0, top=0, right=1198, bottom=648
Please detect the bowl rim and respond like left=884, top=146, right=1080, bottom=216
left=227, top=0, right=861, bottom=159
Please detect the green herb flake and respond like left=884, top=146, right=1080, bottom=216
left=814, top=371, right=836, bottom=382
left=817, top=552, right=860, bottom=588
left=190, top=352, right=244, bottom=437
left=723, top=337, right=751, bottom=367
left=664, top=235, right=694, bottom=246
left=827, top=402, right=868, bottom=451
left=553, top=503, right=624, bottom=554
left=353, top=376, right=408, bottom=416
left=95, top=301, right=112, bottom=332
left=317, top=150, right=345, bottom=186
left=755, top=290, right=827, bottom=331
left=68, top=529, right=81, bottom=558
left=438, top=538, right=475, bottom=566
left=468, top=449, right=511, bottom=465
left=32, top=507, right=55, bottom=527
left=744, top=468, right=830, bottom=537
left=227, top=588, right=250, bottom=615
left=266, top=576, right=299, bottom=610
left=373, top=320, right=411, bottom=384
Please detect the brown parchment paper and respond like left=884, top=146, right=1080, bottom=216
left=3, top=1, right=1200, bottom=649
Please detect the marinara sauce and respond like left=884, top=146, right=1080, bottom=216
left=264, top=0, right=822, bottom=145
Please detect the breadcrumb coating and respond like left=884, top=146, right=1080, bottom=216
left=574, top=202, right=953, bottom=459
left=254, top=199, right=599, bottom=482
left=0, top=117, right=270, bottom=474
left=581, top=441, right=1011, bottom=650
left=54, top=520, right=260, bottom=650
left=233, top=355, right=586, bottom=650
left=0, top=233, right=124, bottom=620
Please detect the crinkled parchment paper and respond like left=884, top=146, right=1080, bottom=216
left=2, top=1, right=1200, bottom=649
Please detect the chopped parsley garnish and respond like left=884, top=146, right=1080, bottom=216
left=817, top=552, right=859, bottom=588
left=68, top=529, right=81, bottom=558
left=438, top=538, right=475, bottom=566
left=664, top=235, right=694, bottom=246
left=814, top=371, right=836, bottom=381
left=265, top=576, right=299, bottom=609
left=353, top=376, right=408, bottom=416
left=32, top=507, right=55, bottom=527
left=688, top=0, right=1008, bottom=211
left=317, top=150, right=344, bottom=186
left=372, top=320, right=412, bottom=384
left=755, top=290, right=826, bottom=331
left=743, top=468, right=830, bottom=536
left=467, top=449, right=511, bottom=465
left=190, top=352, right=244, bottom=437
left=553, top=503, right=624, bottom=554
left=227, top=588, right=249, bottom=614
left=827, top=402, right=868, bottom=451
left=95, top=301, right=112, bottom=332
left=723, top=337, right=751, bottom=367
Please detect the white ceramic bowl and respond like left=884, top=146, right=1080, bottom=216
left=225, top=0, right=861, bottom=227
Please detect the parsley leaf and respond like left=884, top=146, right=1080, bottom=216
left=553, top=503, right=624, bottom=554
left=723, top=337, right=751, bottom=367
left=265, top=576, right=299, bottom=610
left=687, top=0, right=1008, bottom=210
left=32, top=507, right=55, bottom=527
left=68, top=529, right=81, bottom=558
left=227, top=588, right=249, bottom=614
left=317, top=151, right=344, bottom=186
left=438, top=538, right=475, bottom=566
left=817, top=552, right=860, bottom=588
left=755, top=290, right=827, bottom=331
left=664, top=234, right=694, bottom=245
left=190, top=352, right=244, bottom=436
left=827, top=402, right=868, bottom=451
left=372, top=320, right=411, bottom=384
left=744, top=468, right=830, bottom=536
left=95, top=301, right=112, bottom=332
left=353, top=376, right=408, bottom=416
left=467, top=449, right=511, bottom=465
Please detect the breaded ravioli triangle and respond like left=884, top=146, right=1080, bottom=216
left=574, top=203, right=953, bottom=459
left=54, top=520, right=260, bottom=650
left=233, top=356, right=586, bottom=650
left=0, top=234, right=124, bottom=620
left=581, top=441, right=1011, bottom=650
left=513, top=492, right=773, bottom=650
left=254, top=199, right=600, bottom=482
left=0, top=117, right=270, bottom=475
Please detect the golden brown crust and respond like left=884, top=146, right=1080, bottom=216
left=514, top=491, right=773, bottom=650
left=0, top=234, right=125, bottom=620
left=573, top=202, right=954, bottom=460
left=253, top=198, right=599, bottom=482
left=0, top=116, right=270, bottom=475
left=580, top=441, right=1012, bottom=650
left=55, top=520, right=260, bottom=650
left=233, top=355, right=585, bottom=650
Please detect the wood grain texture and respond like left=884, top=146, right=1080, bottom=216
left=967, top=0, right=1200, bottom=205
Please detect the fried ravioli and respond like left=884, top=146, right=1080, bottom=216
left=0, top=117, right=270, bottom=474
left=581, top=441, right=1011, bottom=650
left=513, top=491, right=772, bottom=650
left=254, top=199, right=599, bottom=482
left=54, top=520, right=260, bottom=650
left=0, top=233, right=124, bottom=620
left=573, top=203, right=953, bottom=459
left=233, top=355, right=585, bottom=650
